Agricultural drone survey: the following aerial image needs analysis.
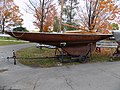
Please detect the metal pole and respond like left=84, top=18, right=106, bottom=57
left=60, top=0, right=64, bottom=32
left=13, top=50, right=16, bottom=65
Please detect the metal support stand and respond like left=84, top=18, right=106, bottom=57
left=110, top=45, right=120, bottom=61
left=13, top=50, right=16, bottom=65
left=54, top=43, right=93, bottom=63
left=7, top=50, right=16, bottom=65
left=54, top=47, right=66, bottom=63
left=54, top=48, right=61, bottom=61
left=89, top=43, right=92, bottom=60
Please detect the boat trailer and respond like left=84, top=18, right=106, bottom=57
left=110, top=45, right=120, bottom=61
left=54, top=42, right=95, bottom=63
left=7, top=43, right=96, bottom=65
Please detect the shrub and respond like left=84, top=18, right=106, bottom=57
left=13, top=27, right=29, bottom=32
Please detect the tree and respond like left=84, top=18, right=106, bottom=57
left=76, top=0, right=120, bottom=34
left=0, top=0, right=23, bottom=33
left=34, top=4, right=57, bottom=32
left=58, top=0, right=79, bottom=30
left=111, top=23, right=119, bottom=30
left=27, top=0, right=57, bottom=32
left=53, top=16, right=60, bottom=32
left=13, top=27, right=29, bottom=32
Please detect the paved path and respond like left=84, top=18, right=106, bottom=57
left=0, top=44, right=120, bottom=90
left=0, top=44, right=35, bottom=69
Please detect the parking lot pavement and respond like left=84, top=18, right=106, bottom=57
left=0, top=44, right=120, bottom=90
left=0, top=44, right=35, bottom=70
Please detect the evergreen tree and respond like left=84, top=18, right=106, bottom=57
left=58, top=0, right=79, bottom=30
left=112, top=23, right=119, bottom=30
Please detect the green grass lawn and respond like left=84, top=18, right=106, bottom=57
left=0, top=41, right=27, bottom=46
left=0, top=36, right=16, bottom=40
left=0, top=36, right=28, bottom=46
left=16, top=47, right=120, bottom=68
left=17, top=47, right=56, bottom=67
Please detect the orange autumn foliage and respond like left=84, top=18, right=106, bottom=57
left=43, top=5, right=57, bottom=32
left=0, top=0, right=23, bottom=27
left=77, top=0, right=120, bottom=34
left=34, top=2, right=57, bottom=32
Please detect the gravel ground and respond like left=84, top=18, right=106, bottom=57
left=0, top=44, right=120, bottom=90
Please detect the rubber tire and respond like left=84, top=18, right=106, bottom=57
left=79, top=56, right=88, bottom=63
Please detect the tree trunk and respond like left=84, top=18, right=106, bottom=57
left=69, top=0, right=73, bottom=24
left=2, top=18, right=5, bottom=34
left=88, top=1, right=92, bottom=31
left=40, top=0, right=45, bottom=32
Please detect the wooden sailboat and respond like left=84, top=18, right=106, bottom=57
left=5, top=0, right=113, bottom=59
left=5, top=31, right=112, bottom=56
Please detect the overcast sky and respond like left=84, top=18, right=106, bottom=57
left=14, top=0, right=35, bottom=30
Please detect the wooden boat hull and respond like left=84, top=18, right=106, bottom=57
left=62, top=43, right=96, bottom=56
left=6, top=31, right=112, bottom=47
left=6, top=31, right=112, bottom=56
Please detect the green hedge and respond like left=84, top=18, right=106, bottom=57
left=13, top=27, right=29, bottom=32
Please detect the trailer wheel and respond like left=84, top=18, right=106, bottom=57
left=79, top=56, right=88, bottom=63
